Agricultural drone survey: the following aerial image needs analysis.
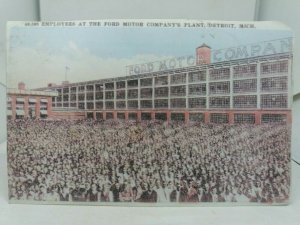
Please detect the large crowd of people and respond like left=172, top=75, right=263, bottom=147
left=7, top=119, right=291, bottom=204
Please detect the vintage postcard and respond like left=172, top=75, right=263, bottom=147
left=6, top=20, right=293, bottom=205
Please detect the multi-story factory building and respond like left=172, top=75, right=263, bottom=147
left=34, top=44, right=292, bottom=124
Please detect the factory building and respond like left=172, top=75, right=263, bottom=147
left=33, top=44, right=292, bottom=124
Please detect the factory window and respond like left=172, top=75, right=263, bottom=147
left=78, top=102, right=85, bottom=109
left=261, top=60, right=288, bottom=76
left=106, top=112, right=114, bottom=120
left=86, top=93, right=94, bottom=101
left=261, top=94, right=288, bottom=108
left=105, top=91, right=114, bottom=99
left=63, top=103, right=69, bottom=108
left=95, top=101, right=103, bottom=109
left=128, top=112, right=137, bottom=120
left=70, top=94, right=76, bottom=101
left=57, top=89, right=62, bottom=94
left=78, top=86, right=85, bottom=92
left=63, top=87, right=69, bottom=94
left=140, top=88, right=153, bottom=98
left=188, top=70, right=206, bottom=83
left=105, top=101, right=114, bottom=109
left=234, top=114, right=255, bottom=124
left=171, top=113, right=185, bottom=122
left=233, top=79, right=257, bottom=93
left=171, top=73, right=186, bottom=84
left=116, top=81, right=125, bottom=89
left=105, top=82, right=114, bottom=90
left=87, top=102, right=94, bottom=110
left=154, top=99, right=168, bottom=108
left=117, top=113, right=125, bottom=120
left=170, top=98, right=186, bottom=108
left=127, top=89, right=138, bottom=99
left=155, top=87, right=169, bottom=97
left=210, top=113, right=229, bottom=123
left=128, top=100, right=138, bottom=109
left=140, top=100, right=152, bottom=108
left=95, top=84, right=103, bottom=91
left=56, top=103, right=62, bottom=107
left=56, top=96, right=62, bottom=102
left=95, top=92, right=103, bottom=100
left=209, top=97, right=230, bottom=108
left=140, top=78, right=153, bottom=87
left=155, top=76, right=168, bottom=85
left=188, top=98, right=206, bottom=108
left=116, top=101, right=126, bottom=109
left=96, top=112, right=103, bottom=120
left=141, top=112, right=152, bottom=120
left=127, top=79, right=138, bottom=88
left=170, top=85, right=186, bottom=97
left=86, top=85, right=94, bottom=91
left=70, top=102, right=77, bottom=108
left=209, top=82, right=230, bottom=94
left=52, top=103, right=55, bottom=107
left=188, top=84, right=206, bottom=96
left=155, top=113, right=167, bottom=121
left=78, top=94, right=85, bottom=101
left=86, top=112, right=94, bottom=119
left=233, top=64, right=257, bottom=78
left=70, top=87, right=77, bottom=93
left=189, top=113, right=204, bottom=122
left=116, top=90, right=126, bottom=99
left=261, top=77, right=288, bottom=92
left=209, top=68, right=230, bottom=80
left=261, top=114, right=287, bottom=123
left=16, top=97, right=25, bottom=105
left=63, top=95, right=69, bottom=101
left=233, top=95, right=257, bottom=108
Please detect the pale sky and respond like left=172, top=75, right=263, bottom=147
left=7, top=26, right=293, bottom=89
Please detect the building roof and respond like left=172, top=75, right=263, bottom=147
left=7, top=88, right=58, bottom=97
left=197, top=43, right=211, bottom=49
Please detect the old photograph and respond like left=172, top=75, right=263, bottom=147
left=6, top=20, right=293, bottom=205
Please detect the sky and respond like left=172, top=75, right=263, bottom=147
left=6, top=25, right=293, bottom=89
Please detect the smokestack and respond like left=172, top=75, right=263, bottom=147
left=18, top=82, right=25, bottom=90
left=196, top=43, right=211, bottom=65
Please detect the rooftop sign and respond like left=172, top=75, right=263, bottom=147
left=126, top=37, right=292, bottom=76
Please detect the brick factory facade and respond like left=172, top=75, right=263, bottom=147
left=7, top=82, right=58, bottom=120
left=32, top=44, right=292, bottom=124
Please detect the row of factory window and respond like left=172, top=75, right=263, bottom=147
left=53, top=94, right=288, bottom=109
left=7, top=97, right=49, bottom=104
left=55, top=76, right=288, bottom=103
left=58, top=61, right=289, bottom=95
left=87, top=112, right=287, bottom=124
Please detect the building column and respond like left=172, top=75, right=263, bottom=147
left=47, top=97, right=52, bottom=118
left=24, top=96, right=29, bottom=118
left=286, top=111, right=292, bottom=125
left=35, top=97, right=41, bottom=119
left=113, top=111, right=117, bottom=120
left=151, top=111, right=155, bottom=120
left=204, top=112, right=210, bottom=124
left=228, top=111, right=234, bottom=124
left=184, top=111, right=189, bottom=124
left=255, top=111, right=261, bottom=125
left=137, top=111, right=141, bottom=122
left=166, top=111, right=171, bottom=124
left=11, top=96, right=16, bottom=120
